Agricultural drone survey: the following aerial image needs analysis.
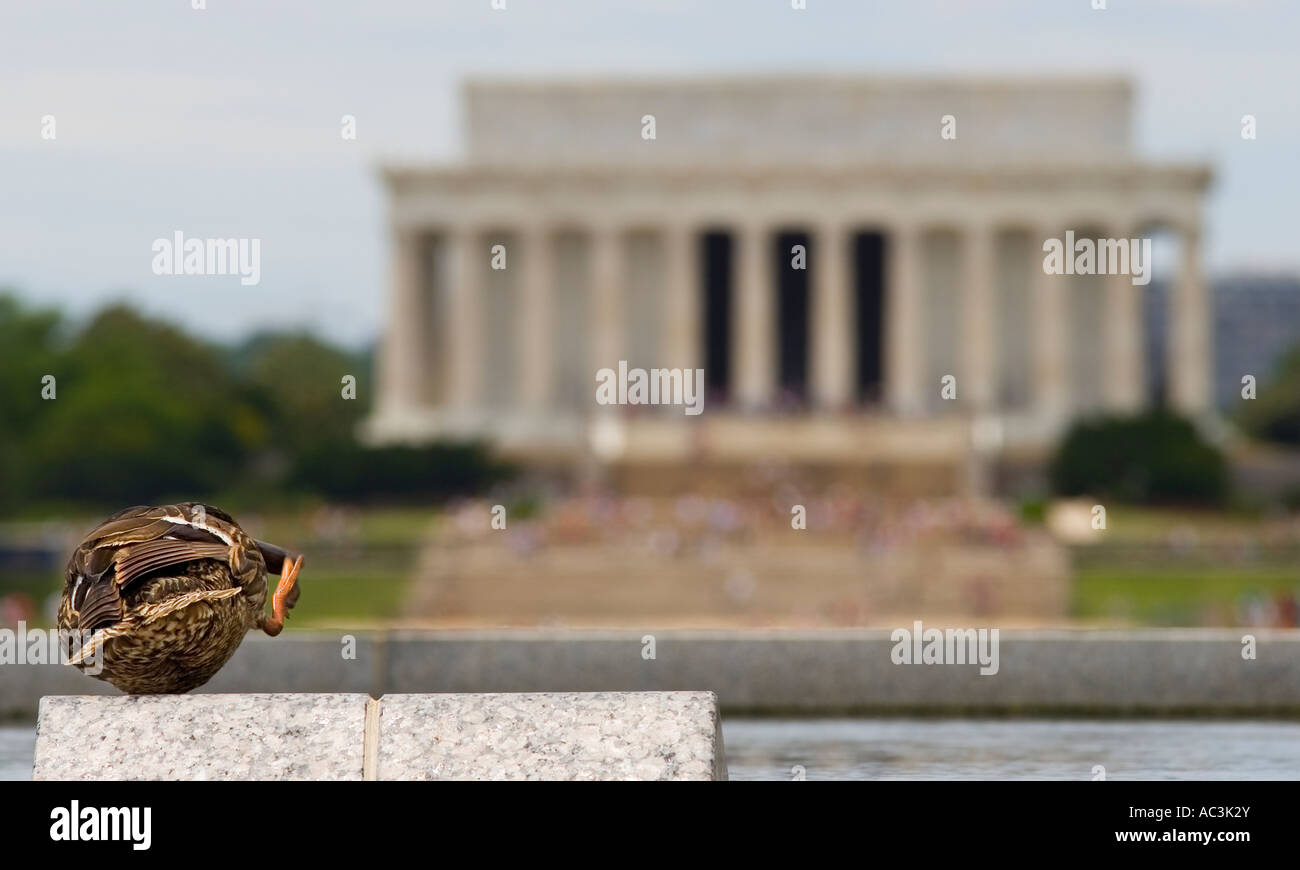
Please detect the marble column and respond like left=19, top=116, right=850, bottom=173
left=1169, top=224, right=1212, bottom=414
left=886, top=222, right=924, bottom=416
left=662, top=223, right=699, bottom=371
left=733, top=221, right=774, bottom=409
left=379, top=227, right=427, bottom=414
left=590, top=225, right=623, bottom=380
left=445, top=227, right=481, bottom=411
left=812, top=221, right=854, bottom=410
left=1033, top=222, right=1069, bottom=419
left=1103, top=225, right=1145, bottom=411
left=517, top=224, right=553, bottom=411
left=963, top=224, right=997, bottom=412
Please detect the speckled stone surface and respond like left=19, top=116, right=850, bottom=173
left=377, top=691, right=726, bottom=781
left=33, top=693, right=368, bottom=781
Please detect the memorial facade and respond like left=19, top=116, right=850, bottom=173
left=367, top=77, right=1212, bottom=485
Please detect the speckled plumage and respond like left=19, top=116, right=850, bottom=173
left=58, top=503, right=303, bottom=694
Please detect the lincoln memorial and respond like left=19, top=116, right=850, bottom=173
left=367, top=76, right=1213, bottom=491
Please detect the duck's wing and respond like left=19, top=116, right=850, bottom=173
left=64, top=504, right=248, bottom=632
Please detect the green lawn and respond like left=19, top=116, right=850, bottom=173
left=1066, top=504, right=1300, bottom=624
left=250, top=506, right=439, bottom=549
left=1073, top=564, right=1300, bottom=625
left=251, top=507, right=429, bottom=626
left=281, top=566, right=413, bottom=628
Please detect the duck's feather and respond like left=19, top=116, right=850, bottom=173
left=113, top=539, right=231, bottom=588
left=64, top=503, right=256, bottom=634
left=75, top=580, right=124, bottom=632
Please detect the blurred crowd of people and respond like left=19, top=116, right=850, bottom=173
left=439, top=488, right=1031, bottom=561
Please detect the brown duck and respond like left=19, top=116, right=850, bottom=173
left=58, top=503, right=303, bottom=694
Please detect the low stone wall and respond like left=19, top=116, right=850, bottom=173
left=33, top=691, right=726, bottom=781
left=5, top=629, right=1299, bottom=719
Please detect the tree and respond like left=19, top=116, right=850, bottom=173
left=1238, top=343, right=1300, bottom=445
left=0, top=294, right=63, bottom=511
left=25, top=305, right=264, bottom=506
left=233, top=331, right=370, bottom=455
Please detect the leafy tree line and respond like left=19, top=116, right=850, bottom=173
left=0, top=293, right=506, bottom=515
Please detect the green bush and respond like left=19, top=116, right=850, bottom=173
left=1049, top=411, right=1228, bottom=506
left=289, top=440, right=511, bottom=502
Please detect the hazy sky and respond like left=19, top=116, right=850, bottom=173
left=2, top=0, right=1297, bottom=347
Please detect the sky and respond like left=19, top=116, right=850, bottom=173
left=1, top=0, right=1297, bottom=347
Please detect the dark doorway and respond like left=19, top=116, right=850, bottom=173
left=775, top=230, right=810, bottom=406
left=854, top=231, right=885, bottom=404
left=702, top=231, right=732, bottom=402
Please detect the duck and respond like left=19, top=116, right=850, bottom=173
left=57, top=503, right=303, bottom=694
